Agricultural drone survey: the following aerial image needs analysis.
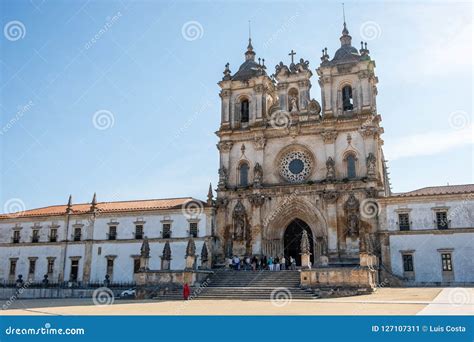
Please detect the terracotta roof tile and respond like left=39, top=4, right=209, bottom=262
left=392, top=184, right=474, bottom=197
left=0, top=197, right=207, bottom=219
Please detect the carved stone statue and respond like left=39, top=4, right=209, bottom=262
left=366, top=153, right=376, bottom=178
left=344, top=194, right=360, bottom=238
left=140, top=237, right=150, bottom=258
left=232, top=200, right=248, bottom=241
left=289, top=95, right=298, bottom=113
left=218, top=166, right=228, bottom=190
left=253, top=163, right=263, bottom=188
left=326, top=157, right=336, bottom=180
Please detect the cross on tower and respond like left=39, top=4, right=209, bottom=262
left=288, top=49, right=296, bottom=64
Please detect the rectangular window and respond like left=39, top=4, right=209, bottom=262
left=70, top=260, right=79, bottom=281
left=402, top=254, right=414, bottom=272
left=133, top=258, right=140, bottom=273
left=32, top=229, right=39, bottom=243
left=29, top=259, right=36, bottom=275
left=73, top=228, right=81, bottom=241
left=162, top=223, right=171, bottom=238
left=106, top=259, right=114, bottom=276
left=441, top=253, right=453, bottom=271
left=12, top=230, right=20, bottom=243
left=436, top=211, right=448, bottom=229
left=50, top=228, right=57, bottom=242
left=135, top=225, right=143, bottom=239
left=189, top=222, right=198, bottom=238
left=47, top=259, right=55, bottom=274
left=9, top=260, right=17, bottom=276
left=398, top=213, right=410, bottom=231
left=108, top=226, right=117, bottom=240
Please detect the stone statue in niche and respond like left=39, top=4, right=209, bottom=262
left=326, top=157, right=336, bottom=180
left=366, top=153, right=376, bottom=178
left=218, top=166, right=228, bottom=190
left=232, top=200, right=248, bottom=241
left=253, top=163, right=263, bottom=188
left=289, top=95, right=298, bottom=113
left=344, top=193, right=360, bottom=238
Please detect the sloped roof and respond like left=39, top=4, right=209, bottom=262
left=392, top=184, right=474, bottom=198
left=0, top=197, right=207, bottom=219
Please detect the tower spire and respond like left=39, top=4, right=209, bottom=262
left=245, top=20, right=255, bottom=61
left=339, top=3, right=352, bottom=46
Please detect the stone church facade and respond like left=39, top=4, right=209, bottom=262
left=0, top=21, right=472, bottom=287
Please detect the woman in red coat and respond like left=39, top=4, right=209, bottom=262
left=183, top=283, right=190, bottom=300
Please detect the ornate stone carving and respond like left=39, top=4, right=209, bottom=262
left=289, top=94, right=298, bottom=113
left=200, top=242, right=208, bottom=262
left=217, top=141, right=233, bottom=153
left=253, top=136, right=266, bottom=150
left=321, top=130, right=338, bottom=144
left=300, top=230, right=311, bottom=254
left=254, top=84, right=264, bottom=93
left=366, top=153, right=377, bottom=178
left=232, top=200, right=248, bottom=241
left=140, top=237, right=150, bottom=258
left=344, top=193, right=360, bottom=238
left=253, top=163, right=263, bottom=188
left=162, top=241, right=171, bottom=261
left=326, top=157, right=336, bottom=180
left=365, top=187, right=378, bottom=199
left=307, top=99, right=321, bottom=115
left=222, top=63, right=231, bottom=81
left=248, top=193, right=265, bottom=207
left=218, top=166, right=228, bottom=190
left=215, top=196, right=229, bottom=209
left=185, top=238, right=196, bottom=257
left=322, top=190, right=339, bottom=204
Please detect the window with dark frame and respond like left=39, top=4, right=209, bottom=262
left=436, top=211, right=448, bottom=229
left=29, top=259, right=36, bottom=275
left=12, top=230, right=20, bottom=243
left=239, top=163, right=249, bottom=187
left=133, top=258, right=140, bottom=273
left=441, top=253, right=453, bottom=271
left=162, top=223, right=171, bottom=238
left=50, top=228, right=57, bottom=242
left=47, top=259, right=55, bottom=274
left=9, top=260, right=16, bottom=276
left=106, top=259, right=114, bottom=275
left=189, top=222, right=198, bottom=238
left=240, top=99, right=249, bottom=123
left=73, top=227, right=82, bottom=241
left=32, top=229, right=39, bottom=243
left=402, top=254, right=414, bottom=272
left=135, top=225, right=143, bottom=239
left=398, top=213, right=410, bottom=231
left=108, top=226, right=117, bottom=240
left=346, top=154, right=356, bottom=179
left=342, top=85, right=353, bottom=111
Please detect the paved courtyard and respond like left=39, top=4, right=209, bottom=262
left=1, top=288, right=472, bottom=316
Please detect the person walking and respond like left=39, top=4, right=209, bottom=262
left=262, top=256, right=267, bottom=270
left=290, top=256, right=296, bottom=270
left=183, top=283, right=190, bottom=300
left=274, top=256, right=280, bottom=271
left=251, top=256, right=257, bottom=271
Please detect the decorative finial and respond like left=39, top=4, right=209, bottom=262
left=207, top=183, right=213, bottom=205
left=90, top=192, right=97, bottom=212
left=66, top=195, right=73, bottom=214
left=245, top=22, right=255, bottom=61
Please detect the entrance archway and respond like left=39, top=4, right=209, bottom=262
left=283, top=218, right=314, bottom=266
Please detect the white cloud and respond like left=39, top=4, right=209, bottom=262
left=384, top=125, right=473, bottom=161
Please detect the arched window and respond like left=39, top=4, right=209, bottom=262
left=240, top=99, right=249, bottom=123
left=346, top=154, right=356, bottom=179
left=342, top=85, right=353, bottom=111
left=239, top=162, right=249, bottom=186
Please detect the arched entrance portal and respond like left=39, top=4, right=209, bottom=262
left=283, top=219, right=314, bottom=266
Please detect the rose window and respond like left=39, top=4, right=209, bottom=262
left=279, top=150, right=313, bottom=183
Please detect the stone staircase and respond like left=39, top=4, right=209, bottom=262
left=154, top=270, right=317, bottom=300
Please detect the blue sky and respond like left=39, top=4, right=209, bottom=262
left=0, top=0, right=472, bottom=211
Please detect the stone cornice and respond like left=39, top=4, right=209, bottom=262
left=378, top=227, right=474, bottom=235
